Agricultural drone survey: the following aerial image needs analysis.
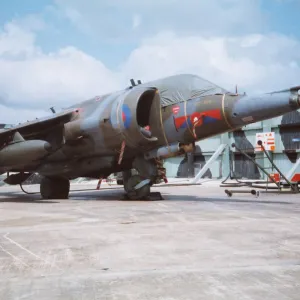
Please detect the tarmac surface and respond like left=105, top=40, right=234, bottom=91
left=0, top=181, right=300, bottom=299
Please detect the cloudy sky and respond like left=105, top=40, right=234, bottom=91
left=1, top=0, right=300, bottom=123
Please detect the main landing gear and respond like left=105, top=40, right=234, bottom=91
left=40, top=176, right=70, bottom=199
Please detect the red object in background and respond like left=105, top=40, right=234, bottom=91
left=269, top=173, right=280, bottom=182
left=291, top=174, right=300, bottom=182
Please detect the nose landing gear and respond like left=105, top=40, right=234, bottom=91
left=122, top=156, right=166, bottom=200
left=124, top=175, right=151, bottom=200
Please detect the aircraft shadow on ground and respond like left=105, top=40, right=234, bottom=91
left=0, top=198, right=59, bottom=204
left=0, top=190, right=58, bottom=203
left=166, top=194, right=293, bottom=205
left=0, top=188, right=294, bottom=205
left=69, top=190, right=293, bottom=205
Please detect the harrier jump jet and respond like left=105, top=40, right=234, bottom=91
left=0, top=74, right=299, bottom=199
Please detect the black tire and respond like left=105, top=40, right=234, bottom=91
left=125, top=175, right=151, bottom=200
left=40, top=176, right=70, bottom=199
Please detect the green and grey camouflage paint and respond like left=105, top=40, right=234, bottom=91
left=0, top=74, right=299, bottom=184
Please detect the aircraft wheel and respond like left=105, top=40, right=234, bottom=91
left=40, top=176, right=70, bottom=199
left=124, top=175, right=151, bottom=200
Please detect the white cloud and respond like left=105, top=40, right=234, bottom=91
left=0, top=105, right=49, bottom=124
left=132, top=14, right=141, bottom=30
left=0, top=22, right=37, bottom=57
left=0, top=2, right=300, bottom=124
left=0, top=20, right=119, bottom=115
left=53, top=0, right=263, bottom=41
left=120, top=32, right=300, bottom=93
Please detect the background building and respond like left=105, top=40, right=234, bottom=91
left=164, top=110, right=300, bottom=180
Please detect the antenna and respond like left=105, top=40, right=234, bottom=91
left=130, top=79, right=136, bottom=86
left=50, top=107, right=56, bottom=113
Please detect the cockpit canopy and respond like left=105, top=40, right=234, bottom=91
left=139, top=74, right=228, bottom=107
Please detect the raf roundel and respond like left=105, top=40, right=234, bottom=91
left=122, top=104, right=132, bottom=129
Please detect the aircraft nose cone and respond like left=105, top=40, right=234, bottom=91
left=230, top=90, right=300, bottom=127
left=290, top=90, right=300, bottom=108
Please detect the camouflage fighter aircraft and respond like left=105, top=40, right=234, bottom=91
left=0, top=74, right=300, bottom=200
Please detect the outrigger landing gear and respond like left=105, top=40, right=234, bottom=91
left=40, top=176, right=70, bottom=199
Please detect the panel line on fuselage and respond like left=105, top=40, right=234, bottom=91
left=221, top=93, right=233, bottom=129
left=159, top=91, right=170, bottom=151
left=184, top=98, right=194, bottom=138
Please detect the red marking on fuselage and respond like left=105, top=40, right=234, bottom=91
left=190, top=112, right=204, bottom=125
left=174, top=116, right=189, bottom=130
left=174, top=109, right=222, bottom=131
left=205, top=109, right=222, bottom=120
left=172, top=105, right=180, bottom=115
left=72, top=107, right=84, bottom=118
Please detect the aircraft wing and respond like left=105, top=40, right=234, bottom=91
left=0, top=108, right=79, bottom=143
